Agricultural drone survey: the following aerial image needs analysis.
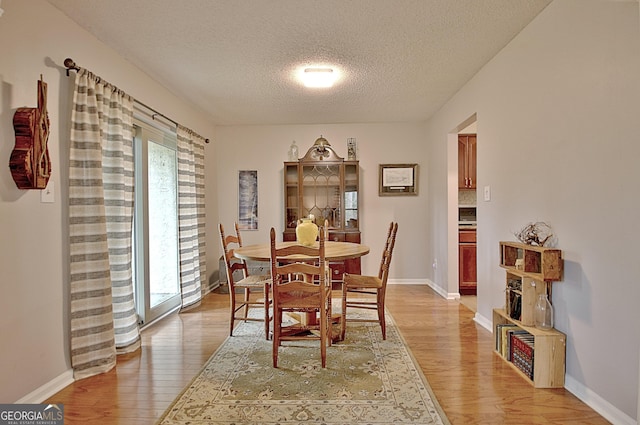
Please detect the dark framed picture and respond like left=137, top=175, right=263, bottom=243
left=238, top=170, right=258, bottom=230
left=379, top=164, right=418, bottom=196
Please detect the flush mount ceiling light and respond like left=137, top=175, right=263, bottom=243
left=301, top=67, right=336, bottom=88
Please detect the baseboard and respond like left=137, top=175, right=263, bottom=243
left=564, top=375, right=635, bottom=425
left=390, top=279, right=463, bottom=299
left=421, top=278, right=459, bottom=300
left=15, top=369, right=74, bottom=404
left=473, top=312, right=492, bottom=331
left=387, top=278, right=428, bottom=285
left=203, top=280, right=220, bottom=296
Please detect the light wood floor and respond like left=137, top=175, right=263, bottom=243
left=46, top=285, right=610, bottom=424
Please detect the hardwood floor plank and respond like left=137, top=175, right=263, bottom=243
left=45, top=285, right=610, bottom=424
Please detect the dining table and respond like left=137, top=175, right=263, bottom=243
left=234, top=240, right=370, bottom=335
left=233, top=240, right=370, bottom=263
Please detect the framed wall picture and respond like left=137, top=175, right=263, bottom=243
left=238, top=170, right=258, bottom=230
left=379, top=164, right=418, bottom=196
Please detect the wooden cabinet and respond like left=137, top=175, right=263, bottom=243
left=458, top=229, right=477, bottom=295
left=283, top=137, right=361, bottom=283
left=493, top=241, right=566, bottom=388
left=458, top=134, right=476, bottom=189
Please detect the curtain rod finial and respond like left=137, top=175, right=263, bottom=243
left=64, top=58, right=80, bottom=76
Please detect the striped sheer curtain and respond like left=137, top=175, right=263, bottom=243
left=176, top=126, right=207, bottom=311
left=68, top=69, right=140, bottom=380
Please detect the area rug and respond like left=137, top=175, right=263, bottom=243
left=157, top=309, right=450, bottom=424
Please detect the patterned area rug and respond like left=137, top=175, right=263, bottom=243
left=157, top=309, right=449, bottom=424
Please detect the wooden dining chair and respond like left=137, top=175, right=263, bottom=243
left=219, top=222, right=272, bottom=340
left=340, top=222, right=398, bottom=341
left=269, top=227, right=332, bottom=368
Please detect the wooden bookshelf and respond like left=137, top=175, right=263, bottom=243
left=494, top=241, right=566, bottom=388
left=500, top=241, right=563, bottom=281
left=493, top=308, right=566, bottom=388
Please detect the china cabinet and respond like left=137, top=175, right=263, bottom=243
left=283, top=137, right=361, bottom=283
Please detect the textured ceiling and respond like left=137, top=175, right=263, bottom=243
left=46, top=0, right=551, bottom=125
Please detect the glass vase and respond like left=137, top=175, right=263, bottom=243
left=534, top=293, right=554, bottom=330
left=288, top=141, right=299, bottom=161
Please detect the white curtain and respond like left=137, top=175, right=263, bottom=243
left=68, top=69, right=140, bottom=380
left=176, top=126, right=207, bottom=311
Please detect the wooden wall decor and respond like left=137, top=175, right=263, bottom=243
left=10, top=76, right=51, bottom=189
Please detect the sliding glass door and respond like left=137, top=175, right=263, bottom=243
left=132, top=122, right=181, bottom=326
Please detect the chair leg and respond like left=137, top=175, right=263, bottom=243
left=378, top=291, right=386, bottom=340
left=320, top=310, right=327, bottom=368
left=264, top=288, right=270, bottom=340
left=327, top=297, right=332, bottom=347
left=272, top=309, right=281, bottom=368
left=340, top=286, right=348, bottom=341
left=229, top=288, right=236, bottom=336
left=243, top=288, right=250, bottom=320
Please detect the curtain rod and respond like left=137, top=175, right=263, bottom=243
left=63, top=58, right=209, bottom=144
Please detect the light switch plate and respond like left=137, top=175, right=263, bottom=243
left=41, top=181, right=54, bottom=203
left=483, top=185, right=491, bottom=201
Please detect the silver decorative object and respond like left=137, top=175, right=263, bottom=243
left=514, top=221, right=555, bottom=247
left=347, top=138, right=357, bottom=160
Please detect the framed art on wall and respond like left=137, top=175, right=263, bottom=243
left=379, top=164, right=418, bottom=196
left=238, top=170, right=258, bottom=230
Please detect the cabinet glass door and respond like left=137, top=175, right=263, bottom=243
left=301, top=164, right=341, bottom=228
left=285, top=164, right=299, bottom=229
left=344, top=163, right=358, bottom=229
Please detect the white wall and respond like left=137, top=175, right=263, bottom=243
left=3, top=0, right=639, bottom=422
left=424, top=0, right=640, bottom=422
left=213, top=124, right=429, bottom=280
left=0, top=0, right=217, bottom=403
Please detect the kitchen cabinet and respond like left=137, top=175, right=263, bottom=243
left=458, top=134, right=476, bottom=189
left=283, top=137, right=361, bottom=284
left=458, top=229, right=477, bottom=295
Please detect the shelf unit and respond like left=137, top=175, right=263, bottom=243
left=493, top=309, right=566, bottom=388
left=500, top=241, right=562, bottom=282
left=493, top=241, right=566, bottom=388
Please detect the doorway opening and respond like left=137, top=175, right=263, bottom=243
left=132, top=120, right=182, bottom=327
left=449, top=115, right=477, bottom=312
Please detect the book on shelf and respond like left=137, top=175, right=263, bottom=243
left=513, top=333, right=534, bottom=358
left=508, top=290, right=522, bottom=321
left=496, top=324, right=519, bottom=357
left=506, top=329, right=529, bottom=361
left=512, top=347, right=534, bottom=379
left=507, top=277, right=522, bottom=291
left=495, top=323, right=513, bottom=352
left=510, top=333, right=535, bottom=379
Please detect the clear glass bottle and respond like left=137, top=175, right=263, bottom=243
left=534, top=293, right=554, bottom=330
left=288, top=141, right=299, bottom=161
